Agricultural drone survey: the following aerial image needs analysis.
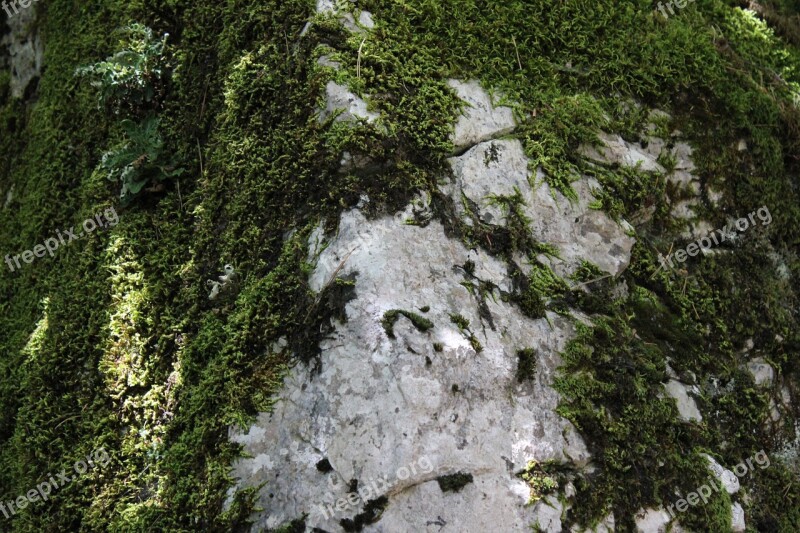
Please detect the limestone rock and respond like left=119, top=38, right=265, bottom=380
left=319, top=80, right=379, bottom=124
left=533, top=495, right=564, bottom=532
left=746, top=358, right=774, bottom=387
left=663, top=379, right=702, bottom=422
left=731, top=502, right=746, bottom=532
left=579, top=131, right=665, bottom=173
left=634, top=507, right=671, bottom=532
left=1, top=5, right=43, bottom=99
left=444, top=138, right=636, bottom=277
left=448, top=79, right=516, bottom=153
left=229, top=207, right=591, bottom=532
left=703, top=454, right=740, bottom=494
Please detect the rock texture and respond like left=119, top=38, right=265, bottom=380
left=448, top=79, right=516, bottom=153
left=230, top=207, right=591, bottom=531
left=444, top=138, right=636, bottom=278
left=0, top=5, right=43, bottom=99
left=228, top=36, right=741, bottom=530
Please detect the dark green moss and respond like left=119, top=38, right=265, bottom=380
left=516, top=348, right=537, bottom=383
left=381, top=309, right=434, bottom=339
left=340, top=495, right=388, bottom=532
left=436, top=472, right=473, bottom=493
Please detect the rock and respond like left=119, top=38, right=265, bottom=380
left=319, top=81, right=380, bottom=124
left=448, top=79, right=516, bottom=153
left=533, top=495, right=564, bottom=532
left=0, top=5, right=43, bottom=99
left=663, top=380, right=702, bottom=422
left=703, top=454, right=740, bottom=494
left=746, top=358, right=774, bottom=387
left=635, top=507, right=671, bottom=532
left=444, top=139, right=635, bottom=278
left=579, top=131, right=665, bottom=173
left=229, top=206, right=591, bottom=532
left=313, top=1, right=375, bottom=34
left=731, top=502, right=746, bottom=532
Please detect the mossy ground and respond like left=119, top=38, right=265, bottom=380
left=0, top=0, right=799, bottom=531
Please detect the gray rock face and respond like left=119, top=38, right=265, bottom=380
left=731, top=502, right=746, bottom=532
left=448, top=79, right=516, bottom=153
left=634, top=508, right=671, bottom=532
left=1, top=4, right=43, bottom=99
left=746, top=358, right=775, bottom=387
left=703, top=454, right=740, bottom=494
left=663, top=379, right=702, bottom=422
left=444, top=139, right=636, bottom=278
left=579, top=131, right=665, bottom=173
left=230, top=207, right=591, bottom=531
left=319, top=81, right=379, bottom=124
left=229, top=72, right=649, bottom=532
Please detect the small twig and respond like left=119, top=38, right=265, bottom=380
left=176, top=178, right=183, bottom=212
left=357, top=37, right=367, bottom=78
left=511, top=36, right=522, bottom=71
left=305, top=248, right=357, bottom=321
left=649, top=243, right=674, bottom=279
left=570, top=273, right=613, bottom=290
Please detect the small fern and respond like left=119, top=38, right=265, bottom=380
left=100, top=115, right=184, bottom=205
left=75, top=23, right=169, bottom=112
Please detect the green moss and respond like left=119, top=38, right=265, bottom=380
left=448, top=313, right=470, bottom=330
left=436, top=472, right=473, bottom=493
left=381, top=309, right=434, bottom=339
left=2, top=0, right=800, bottom=531
left=516, top=348, right=537, bottom=383
left=340, top=495, right=388, bottom=532
left=517, top=460, right=560, bottom=505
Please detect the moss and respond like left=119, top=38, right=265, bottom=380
left=316, top=458, right=333, bottom=473
left=2, top=0, right=800, bottom=530
left=339, top=495, right=388, bottom=532
left=517, top=460, right=560, bottom=505
left=516, top=348, right=537, bottom=383
left=436, top=472, right=473, bottom=493
left=381, top=309, right=434, bottom=339
left=448, top=313, right=470, bottom=330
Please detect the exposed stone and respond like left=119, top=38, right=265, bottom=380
left=532, top=495, right=564, bottom=531
left=1, top=5, right=43, bottom=99
left=230, top=207, right=591, bottom=531
left=731, top=502, right=746, bottom=532
left=579, top=131, right=665, bottom=173
left=746, top=358, right=775, bottom=387
left=635, top=507, right=671, bottom=532
left=448, top=79, right=516, bottom=153
left=663, top=379, right=702, bottom=422
left=319, top=80, right=380, bottom=124
left=444, top=139, right=636, bottom=278
left=703, top=454, right=740, bottom=494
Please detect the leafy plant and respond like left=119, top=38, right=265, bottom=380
left=75, top=23, right=169, bottom=112
left=99, top=115, right=184, bottom=205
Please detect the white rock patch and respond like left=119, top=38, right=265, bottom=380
left=448, top=79, right=516, bottom=153
left=229, top=208, right=592, bottom=532
left=662, top=379, right=702, bottom=422
left=444, top=138, right=636, bottom=278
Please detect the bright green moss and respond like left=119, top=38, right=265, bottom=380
left=381, top=309, right=434, bottom=338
